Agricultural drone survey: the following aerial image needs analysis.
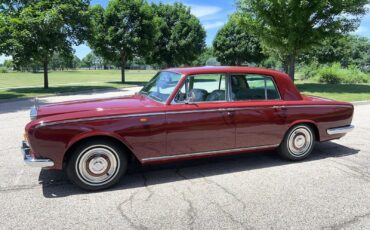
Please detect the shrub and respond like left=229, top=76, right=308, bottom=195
left=0, top=67, right=8, bottom=73
left=299, top=62, right=319, bottom=80
left=342, top=65, right=369, bottom=84
left=316, top=63, right=369, bottom=84
left=316, top=64, right=342, bottom=84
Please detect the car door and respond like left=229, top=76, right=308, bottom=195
left=229, top=74, right=287, bottom=149
left=166, top=73, right=235, bottom=156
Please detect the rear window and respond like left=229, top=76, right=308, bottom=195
left=230, top=74, right=280, bottom=101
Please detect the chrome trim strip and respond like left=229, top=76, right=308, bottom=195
left=284, top=105, right=353, bottom=109
left=21, top=141, right=54, bottom=167
left=141, top=144, right=280, bottom=163
left=327, top=125, right=354, bottom=135
left=36, top=112, right=166, bottom=128
left=36, top=104, right=352, bottom=128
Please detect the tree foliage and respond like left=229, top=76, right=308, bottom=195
left=50, top=53, right=81, bottom=70
left=300, top=35, right=370, bottom=69
left=192, top=47, right=215, bottom=66
left=150, top=3, right=206, bottom=67
left=0, top=0, right=90, bottom=88
left=237, top=0, right=369, bottom=81
left=88, top=0, right=158, bottom=82
left=213, top=16, right=265, bottom=66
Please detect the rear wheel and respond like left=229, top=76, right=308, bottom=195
left=66, top=140, right=127, bottom=191
left=278, top=124, right=315, bottom=161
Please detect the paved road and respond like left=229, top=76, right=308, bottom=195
left=0, top=89, right=369, bottom=229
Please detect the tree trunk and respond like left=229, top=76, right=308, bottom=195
left=282, top=58, right=289, bottom=74
left=121, top=52, right=126, bottom=83
left=288, top=55, right=296, bottom=82
left=43, top=60, right=49, bottom=89
left=121, top=64, right=126, bottom=83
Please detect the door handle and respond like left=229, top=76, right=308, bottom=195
left=273, top=106, right=287, bottom=110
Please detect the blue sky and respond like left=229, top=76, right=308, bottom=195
left=1, top=1, right=370, bottom=62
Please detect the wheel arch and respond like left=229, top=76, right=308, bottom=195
left=288, top=120, right=320, bottom=141
left=63, top=133, right=139, bottom=169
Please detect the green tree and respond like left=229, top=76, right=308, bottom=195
left=237, top=0, right=369, bottom=81
left=89, top=0, right=158, bottom=83
left=300, top=35, right=370, bottom=69
left=213, top=16, right=265, bottom=66
left=0, top=0, right=90, bottom=88
left=150, top=3, right=206, bottom=67
left=192, top=47, right=214, bottom=66
left=81, top=52, right=103, bottom=69
left=3, top=59, right=14, bottom=70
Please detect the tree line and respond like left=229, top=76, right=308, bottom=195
left=0, top=0, right=205, bottom=88
left=1, top=0, right=369, bottom=88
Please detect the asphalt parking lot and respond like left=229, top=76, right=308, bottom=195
left=0, top=88, right=369, bottom=229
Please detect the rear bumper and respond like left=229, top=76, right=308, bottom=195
left=21, top=141, right=54, bottom=167
left=327, top=125, right=355, bottom=135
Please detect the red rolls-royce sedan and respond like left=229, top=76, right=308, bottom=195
left=22, top=66, right=354, bottom=190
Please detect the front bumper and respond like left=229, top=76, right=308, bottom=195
left=21, top=141, right=54, bottom=167
left=327, top=125, right=355, bottom=135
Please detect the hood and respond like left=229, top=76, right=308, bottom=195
left=36, top=94, right=163, bottom=119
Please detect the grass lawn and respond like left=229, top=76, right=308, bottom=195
left=296, top=81, right=370, bottom=102
left=0, top=69, right=156, bottom=100
left=1, top=69, right=370, bottom=102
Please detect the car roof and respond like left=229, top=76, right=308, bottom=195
left=164, top=66, right=287, bottom=77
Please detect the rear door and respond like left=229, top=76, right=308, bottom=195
left=229, top=74, right=287, bottom=148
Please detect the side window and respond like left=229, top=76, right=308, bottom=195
left=231, top=74, right=280, bottom=101
left=174, top=74, right=227, bottom=103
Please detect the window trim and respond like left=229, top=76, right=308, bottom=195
left=228, top=74, right=282, bottom=102
left=171, top=73, right=229, bottom=105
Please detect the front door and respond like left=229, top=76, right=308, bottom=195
left=166, top=73, right=235, bottom=156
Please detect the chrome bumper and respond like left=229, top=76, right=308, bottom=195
left=327, top=125, right=355, bottom=135
left=21, top=141, right=54, bottom=167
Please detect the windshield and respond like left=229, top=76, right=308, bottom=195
left=140, top=71, right=182, bottom=102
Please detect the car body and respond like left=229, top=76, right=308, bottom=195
left=22, top=66, right=354, bottom=190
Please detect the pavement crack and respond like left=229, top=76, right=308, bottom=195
left=142, top=173, right=154, bottom=202
left=116, top=190, right=148, bottom=230
left=200, top=173, right=247, bottom=212
left=175, top=168, right=189, bottom=180
left=209, top=201, right=248, bottom=228
left=198, top=173, right=251, bottom=228
left=0, top=180, right=70, bottom=193
left=323, top=211, right=370, bottom=229
left=329, top=159, right=370, bottom=182
left=181, top=191, right=197, bottom=230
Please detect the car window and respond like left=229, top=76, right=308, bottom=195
left=230, top=74, right=280, bottom=101
left=174, top=74, right=227, bottom=103
left=140, top=71, right=182, bottom=102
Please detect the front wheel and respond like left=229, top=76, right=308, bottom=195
left=66, top=140, right=128, bottom=191
left=278, top=124, right=315, bottom=161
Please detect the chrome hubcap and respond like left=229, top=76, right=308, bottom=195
left=288, top=127, right=313, bottom=157
left=76, top=146, right=120, bottom=186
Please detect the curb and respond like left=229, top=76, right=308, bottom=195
left=0, top=85, right=141, bottom=104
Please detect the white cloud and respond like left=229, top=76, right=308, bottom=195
left=188, top=4, right=222, bottom=18
left=203, top=21, right=225, bottom=30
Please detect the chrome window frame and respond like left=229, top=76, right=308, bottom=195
left=228, top=74, right=282, bottom=102
left=171, top=73, right=229, bottom=105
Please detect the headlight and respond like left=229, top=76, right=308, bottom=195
left=30, top=106, right=38, bottom=120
